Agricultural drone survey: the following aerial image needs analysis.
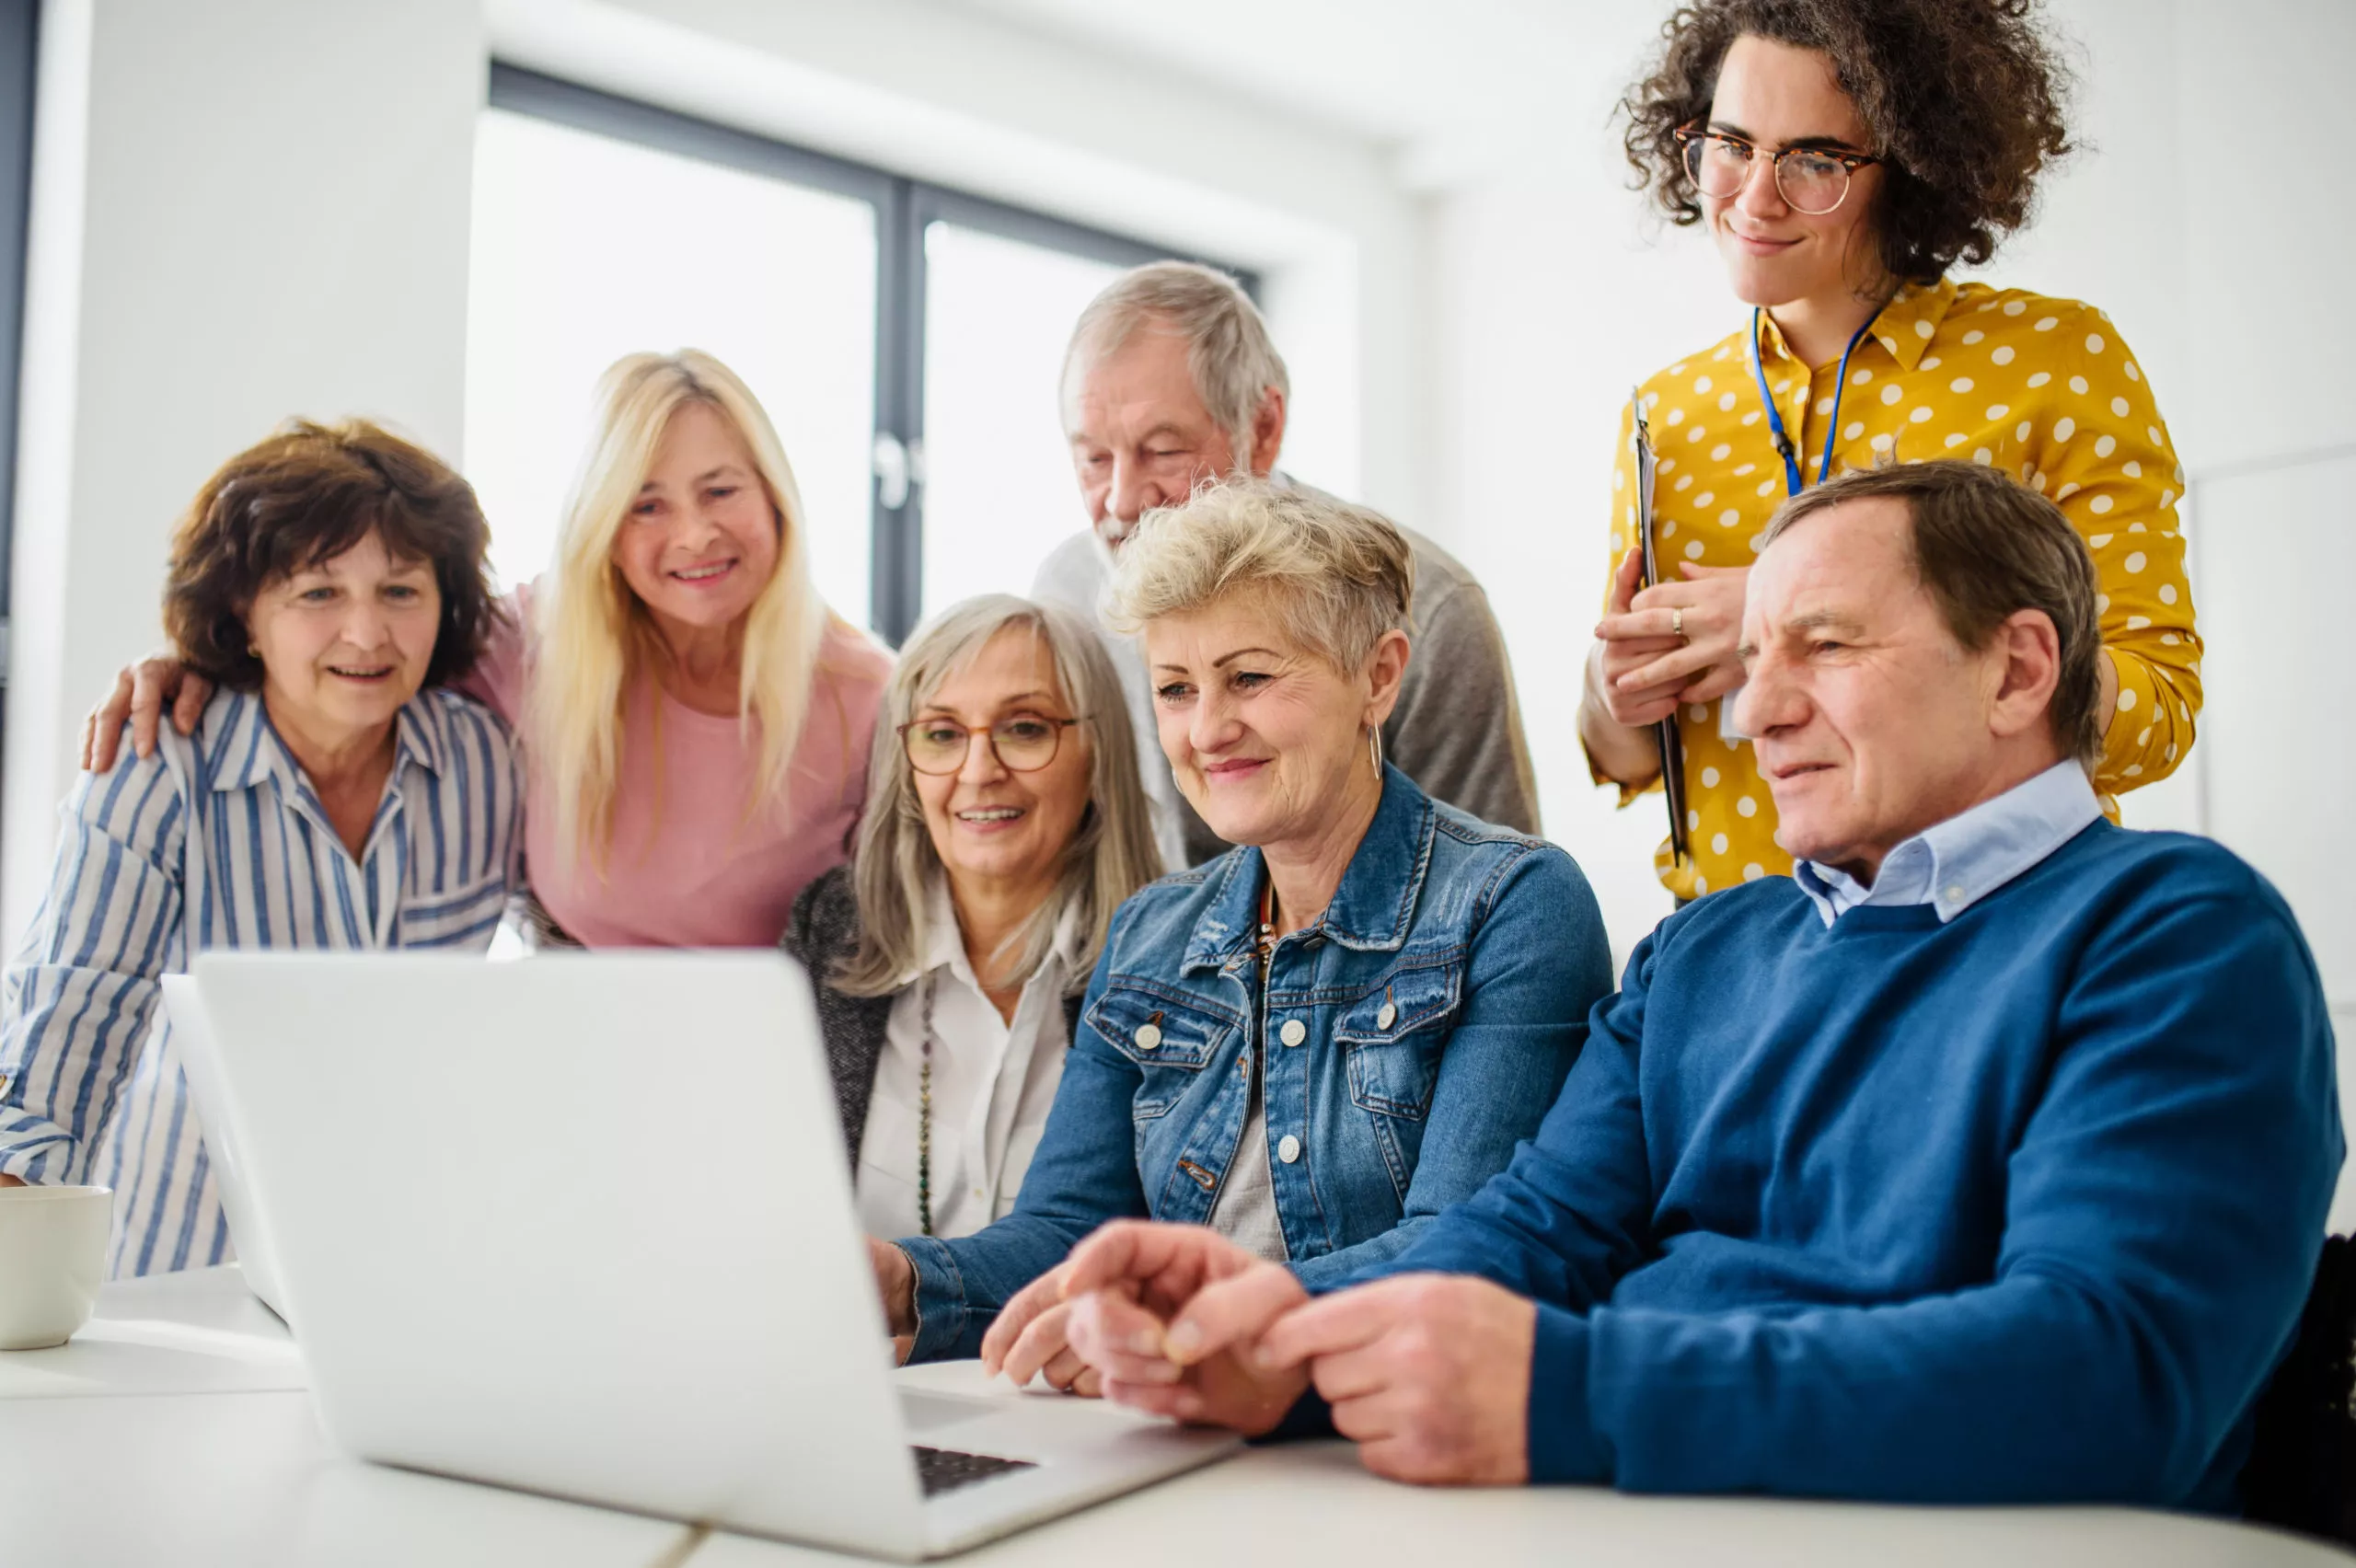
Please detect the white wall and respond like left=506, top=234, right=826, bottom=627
left=2, top=0, right=484, bottom=948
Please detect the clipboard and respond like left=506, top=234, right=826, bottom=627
left=1629, top=388, right=1692, bottom=870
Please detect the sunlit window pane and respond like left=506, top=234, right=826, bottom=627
left=467, top=109, right=876, bottom=625
left=918, top=222, right=1121, bottom=618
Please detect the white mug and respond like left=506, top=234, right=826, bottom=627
left=0, top=1185, right=112, bottom=1350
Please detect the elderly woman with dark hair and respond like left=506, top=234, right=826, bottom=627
left=867, top=480, right=1611, bottom=1389
left=782, top=594, right=1162, bottom=1242
left=0, top=420, right=521, bottom=1277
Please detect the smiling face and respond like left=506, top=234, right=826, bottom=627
left=1703, top=33, right=1886, bottom=317
left=608, top=399, right=780, bottom=641
left=1733, top=496, right=2036, bottom=882
left=911, top=625, right=1095, bottom=898
left=1066, top=327, right=1270, bottom=550
left=246, top=530, right=441, bottom=745
left=1144, top=588, right=1401, bottom=849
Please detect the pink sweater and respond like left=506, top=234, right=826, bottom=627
left=466, top=585, right=894, bottom=948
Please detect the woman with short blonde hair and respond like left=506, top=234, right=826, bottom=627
left=785, top=595, right=1160, bottom=1242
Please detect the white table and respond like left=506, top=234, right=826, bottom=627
left=0, top=1268, right=2341, bottom=1568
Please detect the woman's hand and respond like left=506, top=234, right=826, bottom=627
left=869, top=1237, right=918, bottom=1357
left=1595, top=559, right=1751, bottom=710
left=1042, top=1221, right=1311, bottom=1435
left=1588, top=548, right=1690, bottom=730
left=980, top=1262, right=1103, bottom=1396
left=81, top=655, right=210, bottom=773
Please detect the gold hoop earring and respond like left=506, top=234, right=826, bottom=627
left=1367, top=723, right=1384, bottom=781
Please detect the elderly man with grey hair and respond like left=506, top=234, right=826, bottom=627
left=1034, top=260, right=1540, bottom=870
left=1028, top=460, right=2342, bottom=1520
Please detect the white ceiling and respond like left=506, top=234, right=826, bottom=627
left=956, top=0, right=1657, bottom=189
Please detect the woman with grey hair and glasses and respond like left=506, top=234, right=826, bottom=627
left=871, top=479, right=1611, bottom=1391
left=783, top=595, right=1161, bottom=1244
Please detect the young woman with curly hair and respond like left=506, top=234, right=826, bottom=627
left=1579, top=0, right=2202, bottom=901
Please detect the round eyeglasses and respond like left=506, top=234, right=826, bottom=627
left=899, top=714, right=1086, bottom=776
left=1674, top=125, right=1881, bottom=217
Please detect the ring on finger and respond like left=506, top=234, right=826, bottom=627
left=1670, top=606, right=1686, bottom=641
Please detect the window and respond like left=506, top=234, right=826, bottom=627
left=0, top=0, right=38, bottom=791
left=471, top=67, right=1253, bottom=647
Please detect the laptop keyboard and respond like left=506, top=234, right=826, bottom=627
left=912, top=1445, right=1037, bottom=1497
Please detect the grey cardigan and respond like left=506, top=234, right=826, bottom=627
left=780, top=865, right=1086, bottom=1169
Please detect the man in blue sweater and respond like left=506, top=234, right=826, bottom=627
left=987, top=461, right=2343, bottom=1512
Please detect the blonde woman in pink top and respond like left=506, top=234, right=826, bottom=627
left=86, top=351, right=893, bottom=947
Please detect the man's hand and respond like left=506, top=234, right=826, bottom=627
left=1052, top=1221, right=1311, bottom=1435
left=981, top=1262, right=1101, bottom=1395
left=82, top=655, right=210, bottom=772
left=1258, top=1274, right=1535, bottom=1487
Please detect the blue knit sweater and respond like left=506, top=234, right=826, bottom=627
left=1365, top=821, right=2342, bottom=1510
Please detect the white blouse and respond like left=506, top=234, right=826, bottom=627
left=855, top=880, right=1081, bottom=1240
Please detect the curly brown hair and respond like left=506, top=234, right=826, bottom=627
left=164, top=419, right=504, bottom=691
left=1622, top=0, right=2073, bottom=285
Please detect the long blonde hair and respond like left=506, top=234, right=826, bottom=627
left=835, top=595, right=1162, bottom=998
left=532, top=350, right=829, bottom=862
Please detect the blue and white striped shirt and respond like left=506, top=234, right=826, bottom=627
left=0, top=686, right=521, bottom=1276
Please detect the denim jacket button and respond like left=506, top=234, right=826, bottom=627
left=1376, top=1001, right=1398, bottom=1030
left=1279, top=1019, right=1307, bottom=1047
left=1134, top=1023, right=1163, bottom=1051
left=1277, top=1135, right=1302, bottom=1164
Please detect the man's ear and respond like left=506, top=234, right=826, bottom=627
left=1247, top=386, right=1287, bottom=477
left=1986, top=608, right=2062, bottom=742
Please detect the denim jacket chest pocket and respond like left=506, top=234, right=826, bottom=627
left=1333, top=958, right=1463, bottom=1122
left=1085, top=984, right=1242, bottom=1120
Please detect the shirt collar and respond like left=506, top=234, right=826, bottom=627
left=907, top=871, right=1086, bottom=991
left=1756, top=275, right=1958, bottom=375
left=204, top=688, right=447, bottom=796
left=1795, top=759, right=2103, bottom=928
left=1182, top=764, right=1432, bottom=973
left=1863, top=275, right=1958, bottom=372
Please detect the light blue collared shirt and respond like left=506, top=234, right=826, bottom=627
left=1794, top=760, right=2103, bottom=928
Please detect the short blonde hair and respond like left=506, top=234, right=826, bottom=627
left=1103, top=479, right=1414, bottom=672
left=835, top=595, right=1162, bottom=998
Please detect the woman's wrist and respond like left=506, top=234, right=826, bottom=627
left=1578, top=645, right=1662, bottom=785
left=882, top=1242, right=918, bottom=1336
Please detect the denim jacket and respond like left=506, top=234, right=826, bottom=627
left=897, top=765, right=1611, bottom=1361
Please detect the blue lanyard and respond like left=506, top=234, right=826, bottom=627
left=1750, top=306, right=1877, bottom=497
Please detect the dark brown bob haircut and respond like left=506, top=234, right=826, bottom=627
left=1622, top=0, right=2073, bottom=285
left=1761, top=462, right=2101, bottom=766
left=164, top=419, right=502, bottom=692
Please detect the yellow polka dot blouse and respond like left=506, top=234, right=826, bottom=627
left=1595, top=275, right=2202, bottom=900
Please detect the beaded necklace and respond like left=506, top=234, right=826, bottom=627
left=915, top=972, right=940, bottom=1237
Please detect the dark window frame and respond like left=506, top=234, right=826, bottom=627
left=487, top=63, right=1256, bottom=646
left=0, top=0, right=38, bottom=680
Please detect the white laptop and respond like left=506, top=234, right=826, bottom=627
left=159, top=974, right=292, bottom=1321
left=186, top=949, right=1238, bottom=1560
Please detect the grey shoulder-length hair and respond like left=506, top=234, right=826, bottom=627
left=834, top=594, right=1163, bottom=998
